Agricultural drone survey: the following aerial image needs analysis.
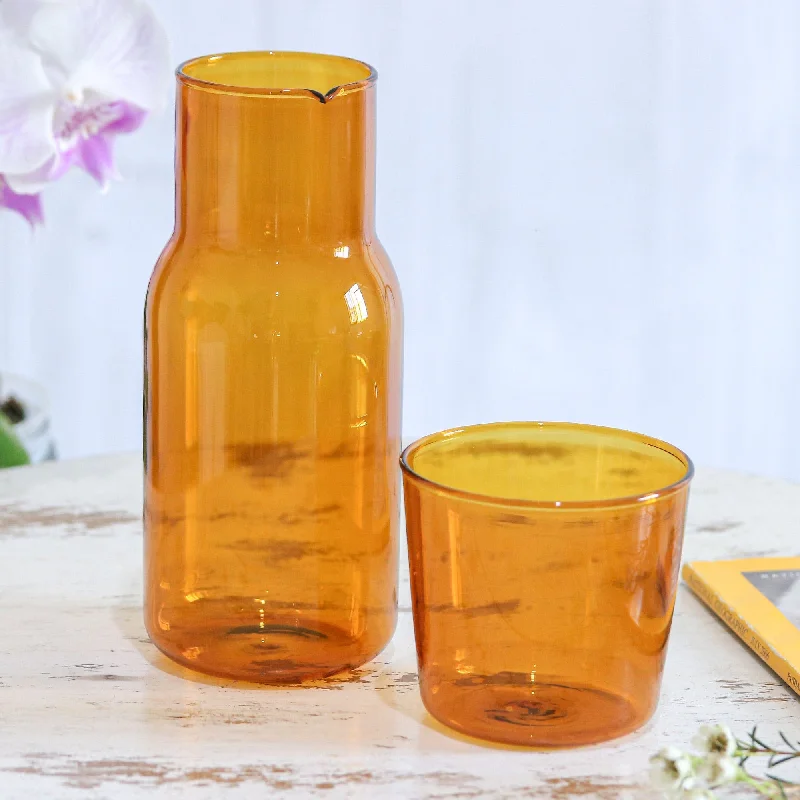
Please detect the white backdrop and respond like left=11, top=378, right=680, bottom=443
left=2, top=0, right=800, bottom=480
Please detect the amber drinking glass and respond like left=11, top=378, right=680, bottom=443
left=401, top=422, right=693, bottom=747
left=144, top=53, right=402, bottom=683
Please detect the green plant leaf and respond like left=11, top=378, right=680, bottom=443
left=0, top=412, right=30, bottom=467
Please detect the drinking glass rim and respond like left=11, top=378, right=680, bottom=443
left=177, top=51, right=377, bottom=102
left=400, top=421, right=695, bottom=511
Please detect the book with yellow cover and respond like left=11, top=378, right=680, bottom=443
left=683, top=557, right=800, bottom=697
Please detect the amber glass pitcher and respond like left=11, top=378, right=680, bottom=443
left=144, top=52, right=402, bottom=683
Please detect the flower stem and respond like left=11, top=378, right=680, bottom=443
left=737, top=770, right=784, bottom=798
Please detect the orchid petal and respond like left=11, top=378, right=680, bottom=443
left=28, top=0, right=171, bottom=111
left=77, top=134, right=119, bottom=190
left=7, top=98, right=147, bottom=194
left=4, top=149, right=77, bottom=195
left=74, top=101, right=146, bottom=189
left=0, top=0, right=61, bottom=39
left=102, top=101, right=148, bottom=135
left=0, top=178, right=44, bottom=227
left=0, top=35, right=57, bottom=175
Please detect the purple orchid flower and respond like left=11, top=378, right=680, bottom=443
left=0, top=178, right=44, bottom=227
left=0, top=0, right=170, bottom=226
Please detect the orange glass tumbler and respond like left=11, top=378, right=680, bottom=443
left=401, top=422, right=693, bottom=747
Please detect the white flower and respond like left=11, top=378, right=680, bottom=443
left=697, top=754, right=739, bottom=787
left=0, top=0, right=169, bottom=223
left=692, top=724, right=737, bottom=757
left=649, top=746, right=695, bottom=794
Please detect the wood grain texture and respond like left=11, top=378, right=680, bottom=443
left=0, top=455, right=798, bottom=798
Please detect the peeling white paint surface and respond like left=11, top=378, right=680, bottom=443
left=0, top=455, right=797, bottom=798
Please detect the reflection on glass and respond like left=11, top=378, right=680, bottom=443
left=345, top=284, right=368, bottom=324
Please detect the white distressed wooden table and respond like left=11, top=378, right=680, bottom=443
left=0, top=455, right=798, bottom=799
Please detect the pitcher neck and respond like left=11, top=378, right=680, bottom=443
left=174, top=53, right=377, bottom=247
